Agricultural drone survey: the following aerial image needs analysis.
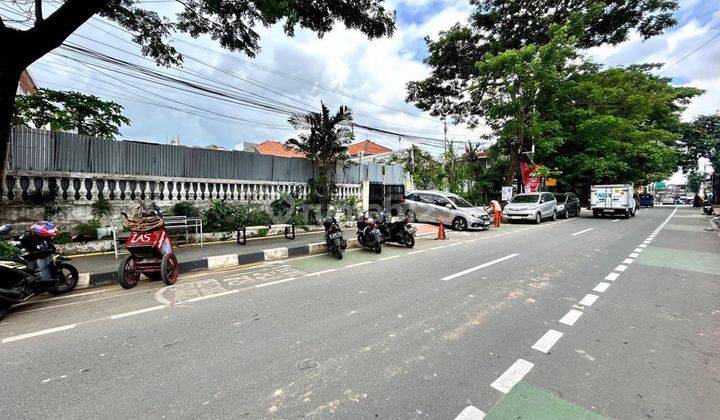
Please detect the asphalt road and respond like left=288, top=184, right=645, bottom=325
left=1, top=206, right=718, bottom=419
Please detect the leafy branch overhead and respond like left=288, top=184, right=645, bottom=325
left=13, top=89, right=130, bottom=139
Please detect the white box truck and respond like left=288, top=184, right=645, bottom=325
left=591, top=184, right=637, bottom=219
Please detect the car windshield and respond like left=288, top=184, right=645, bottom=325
left=448, top=195, right=473, bottom=207
left=510, top=194, right=540, bottom=203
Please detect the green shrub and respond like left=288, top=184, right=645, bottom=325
left=91, top=194, right=112, bottom=219
left=54, top=231, right=72, bottom=244
left=257, top=228, right=268, bottom=237
left=75, top=219, right=102, bottom=236
left=171, top=201, right=200, bottom=218
left=0, top=240, right=21, bottom=258
left=202, top=200, right=274, bottom=232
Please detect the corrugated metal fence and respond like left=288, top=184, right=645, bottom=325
left=9, top=127, right=405, bottom=184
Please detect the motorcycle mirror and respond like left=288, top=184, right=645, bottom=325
left=0, top=224, right=12, bottom=235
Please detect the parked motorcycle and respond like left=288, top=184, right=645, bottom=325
left=323, top=215, right=347, bottom=259
left=703, top=200, right=715, bottom=215
left=118, top=202, right=178, bottom=289
left=356, top=211, right=383, bottom=253
left=0, top=221, right=78, bottom=320
left=378, top=212, right=416, bottom=248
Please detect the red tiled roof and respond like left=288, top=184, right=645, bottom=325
left=347, top=140, right=392, bottom=156
left=18, top=70, right=38, bottom=95
left=254, top=141, right=307, bottom=158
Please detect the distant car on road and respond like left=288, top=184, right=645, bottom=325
left=553, top=192, right=581, bottom=218
left=502, top=192, right=558, bottom=224
left=638, top=193, right=654, bottom=208
left=402, top=190, right=491, bottom=231
left=661, top=195, right=676, bottom=205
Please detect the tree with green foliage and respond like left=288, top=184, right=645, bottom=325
left=407, top=0, right=677, bottom=123
left=1, top=0, right=396, bottom=194
left=286, top=102, right=354, bottom=208
left=686, top=171, right=705, bottom=194
left=388, top=145, right=445, bottom=190
left=469, top=26, right=577, bottom=186
left=13, top=89, right=130, bottom=139
left=541, top=64, right=702, bottom=195
left=678, top=113, right=720, bottom=202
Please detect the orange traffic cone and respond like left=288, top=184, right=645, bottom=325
left=437, top=223, right=447, bottom=240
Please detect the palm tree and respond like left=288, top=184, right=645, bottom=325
left=286, top=102, right=354, bottom=207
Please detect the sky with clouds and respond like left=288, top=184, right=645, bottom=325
left=7, top=0, right=720, bottom=179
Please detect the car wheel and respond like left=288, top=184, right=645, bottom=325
left=452, top=217, right=467, bottom=231
left=563, top=209, right=570, bottom=219
left=551, top=210, right=557, bottom=221
left=535, top=212, right=542, bottom=224
left=405, top=209, right=417, bottom=223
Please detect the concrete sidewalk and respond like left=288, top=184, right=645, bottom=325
left=70, top=223, right=443, bottom=288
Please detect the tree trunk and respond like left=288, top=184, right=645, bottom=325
left=0, top=60, right=23, bottom=199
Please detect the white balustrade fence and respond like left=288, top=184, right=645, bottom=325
left=2, top=171, right=362, bottom=205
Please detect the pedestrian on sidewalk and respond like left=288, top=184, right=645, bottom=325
left=490, top=199, right=502, bottom=227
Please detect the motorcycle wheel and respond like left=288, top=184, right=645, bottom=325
left=334, top=246, right=343, bottom=260
left=403, top=233, right=415, bottom=248
left=49, top=262, right=79, bottom=295
left=118, top=254, right=140, bottom=289
left=161, top=253, right=179, bottom=285
left=374, top=242, right=382, bottom=254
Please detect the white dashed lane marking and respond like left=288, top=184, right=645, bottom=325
left=441, top=254, right=519, bottom=281
left=531, top=329, right=564, bottom=353
left=2, top=324, right=77, bottom=343
left=605, top=272, right=620, bottom=281
left=571, top=228, right=594, bottom=236
left=593, top=282, right=611, bottom=293
left=454, top=406, right=486, bottom=420
left=559, top=309, right=583, bottom=326
left=615, top=264, right=627, bottom=272
left=109, top=305, right=165, bottom=319
left=623, top=258, right=634, bottom=264
left=578, top=294, right=599, bottom=306
left=491, top=359, right=534, bottom=393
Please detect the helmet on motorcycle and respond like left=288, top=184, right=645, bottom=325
left=30, top=221, right=58, bottom=238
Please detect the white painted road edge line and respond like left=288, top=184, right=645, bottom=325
left=491, top=359, right=534, bottom=393
left=578, top=294, right=599, bottom=307
left=593, top=282, right=611, bottom=293
left=623, top=258, right=634, bottom=264
left=345, top=261, right=373, bottom=268
left=612, top=219, right=620, bottom=223
left=634, top=248, right=644, bottom=253
left=110, top=305, right=165, bottom=319
left=307, top=268, right=337, bottom=277
left=185, top=289, right=240, bottom=303
left=454, top=406, right=486, bottom=420
left=638, top=244, right=647, bottom=248
left=2, top=324, right=77, bottom=343
left=379, top=255, right=401, bottom=261
left=559, top=309, right=583, bottom=326
left=571, top=228, right=594, bottom=236
left=442, top=254, right=519, bottom=281
left=629, top=252, right=640, bottom=258
left=255, top=277, right=297, bottom=288
left=407, top=250, right=425, bottom=255
left=531, top=329, right=564, bottom=353
left=605, top=272, right=620, bottom=281
left=615, top=264, right=627, bottom=272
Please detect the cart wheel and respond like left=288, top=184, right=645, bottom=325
left=161, top=253, right=179, bottom=285
left=118, top=254, right=140, bottom=289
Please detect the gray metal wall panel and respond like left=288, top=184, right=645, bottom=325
left=9, top=128, right=402, bottom=184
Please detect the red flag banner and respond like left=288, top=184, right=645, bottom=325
left=520, top=162, right=542, bottom=193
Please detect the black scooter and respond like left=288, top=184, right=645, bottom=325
left=703, top=200, right=714, bottom=215
left=378, top=212, right=416, bottom=248
left=0, top=224, right=78, bottom=320
left=323, top=216, right=347, bottom=259
left=356, top=211, right=382, bottom=253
